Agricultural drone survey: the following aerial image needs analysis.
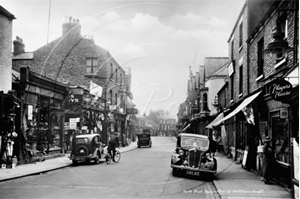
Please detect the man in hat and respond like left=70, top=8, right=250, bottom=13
left=261, top=136, right=275, bottom=184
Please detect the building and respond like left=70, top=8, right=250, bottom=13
left=208, top=0, right=298, bottom=196
left=0, top=6, right=15, bottom=93
left=12, top=16, right=135, bottom=146
left=247, top=0, right=298, bottom=193
left=178, top=57, right=229, bottom=136
left=0, top=6, right=16, bottom=166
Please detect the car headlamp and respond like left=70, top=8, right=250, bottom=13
left=179, top=150, right=184, bottom=156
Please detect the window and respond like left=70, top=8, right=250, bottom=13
left=239, top=65, right=243, bottom=94
left=231, top=40, right=234, bottom=60
left=115, top=93, right=118, bottom=105
left=230, top=75, right=234, bottom=100
left=115, top=69, right=118, bottom=83
left=276, top=13, right=288, bottom=62
left=203, top=93, right=208, bottom=111
left=120, top=73, right=123, bottom=86
left=109, top=90, right=113, bottom=104
left=257, top=37, right=264, bottom=77
left=239, top=22, right=243, bottom=48
left=110, top=63, right=113, bottom=78
left=86, top=58, right=98, bottom=74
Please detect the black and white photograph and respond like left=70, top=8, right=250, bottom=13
left=0, top=0, right=299, bottom=198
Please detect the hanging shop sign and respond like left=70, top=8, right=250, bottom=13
left=68, top=94, right=82, bottom=104
left=270, top=79, right=293, bottom=103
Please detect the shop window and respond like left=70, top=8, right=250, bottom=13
left=272, top=116, right=290, bottom=164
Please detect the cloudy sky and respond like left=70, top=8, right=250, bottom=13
left=2, top=0, right=245, bottom=118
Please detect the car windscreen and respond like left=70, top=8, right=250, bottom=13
left=181, top=136, right=209, bottom=150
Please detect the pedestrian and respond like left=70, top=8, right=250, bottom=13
left=261, top=136, right=275, bottom=184
left=108, top=133, right=119, bottom=162
left=208, top=133, right=217, bottom=157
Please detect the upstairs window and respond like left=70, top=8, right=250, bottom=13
left=203, top=93, right=208, bottom=111
left=276, top=12, right=288, bottom=62
left=86, top=58, right=98, bottom=74
left=115, top=69, right=118, bottom=83
left=239, top=65, right=243, bottom=94
left=231, top=40, right=234, bottom=60
left=230, top=75, right=234, bottom=100
left=239, top=22, right=243, bottom=48
left=257, top=37, right=264, bottom=77
left=120, top=73, right=123, bottom=87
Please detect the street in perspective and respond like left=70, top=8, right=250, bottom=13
left=0, top=0, right=299, bottom=199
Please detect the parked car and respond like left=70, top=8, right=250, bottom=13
left=171, top=133, right=217, bottom=178
left=70, top=134, right=104, bottom=165
left=137, top=129, right=152, bottom=148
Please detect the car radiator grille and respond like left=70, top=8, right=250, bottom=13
left=188, top=149, right=201, bottom=168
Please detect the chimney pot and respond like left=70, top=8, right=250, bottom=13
left=13, top=36, right=25, bottom=55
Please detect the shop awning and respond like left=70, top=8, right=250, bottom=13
left=205, top=113, right=224, bottom=129
left=212, top=91, right=262, bottom=127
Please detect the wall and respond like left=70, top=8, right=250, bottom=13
left=0, top=8, right=14, bottom=93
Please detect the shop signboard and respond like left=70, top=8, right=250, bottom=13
left=126, top=108, right=138, bottom=114
left=270, top=79, right=293, bottom=103
left=69, top=122, right=77, bottom=130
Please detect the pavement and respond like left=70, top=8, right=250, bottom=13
left=0, top=139, right=293, bottom=199
left=212, top=152, right=293, bottom=199
left=0, top=141, right=138, bottom=182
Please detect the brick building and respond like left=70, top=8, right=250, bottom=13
left=12, top=16, right=134, bottom=146
left=211, top=0, right=298, bottom=195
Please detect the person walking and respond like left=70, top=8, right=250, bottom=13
left=108, top=133, right=120, bottom=162
left=261, top=136, right=275, bottom=184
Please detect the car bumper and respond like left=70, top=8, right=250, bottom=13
left=171, top=164, right=216, bottom=173
left=70, top=154, right=94, bottom=161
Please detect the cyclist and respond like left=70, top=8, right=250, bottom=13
left=108, top=133, right=119, bottom=162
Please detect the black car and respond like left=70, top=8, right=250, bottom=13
left=70, top=134, right=104, bottom=165
left=137, top=129, right=152, bottom=148
left=171, top=133, right=217, bottom=178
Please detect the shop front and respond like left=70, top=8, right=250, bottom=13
left=20, top=67, right=68, bottom=162
left=64, top=86, right=105, bottom=150
left=263, top=78, right=295, bottom=188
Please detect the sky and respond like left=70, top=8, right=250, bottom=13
left=2, top=0, right=245, bottom=118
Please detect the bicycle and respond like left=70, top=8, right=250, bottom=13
left=104, top=148, right=121, bottom=164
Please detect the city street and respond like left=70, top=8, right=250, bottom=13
left=0, top=136, right=293, bottom=199
left=0, top=137, right=219, bottom=199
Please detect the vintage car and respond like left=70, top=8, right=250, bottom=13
left=171, top=133, right=217, bottom=178
left=70, top=134, right=104, bottom=165
left=137, top=129, right=152, bottom=148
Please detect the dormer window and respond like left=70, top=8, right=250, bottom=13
left=86, top=58, right=98, bottom=74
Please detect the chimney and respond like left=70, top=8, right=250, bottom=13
left=13, top=36, right=25, bottom=55
left=62, top=16, right=81, bottom=37
left=83, top=34, right=95, bottom=43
